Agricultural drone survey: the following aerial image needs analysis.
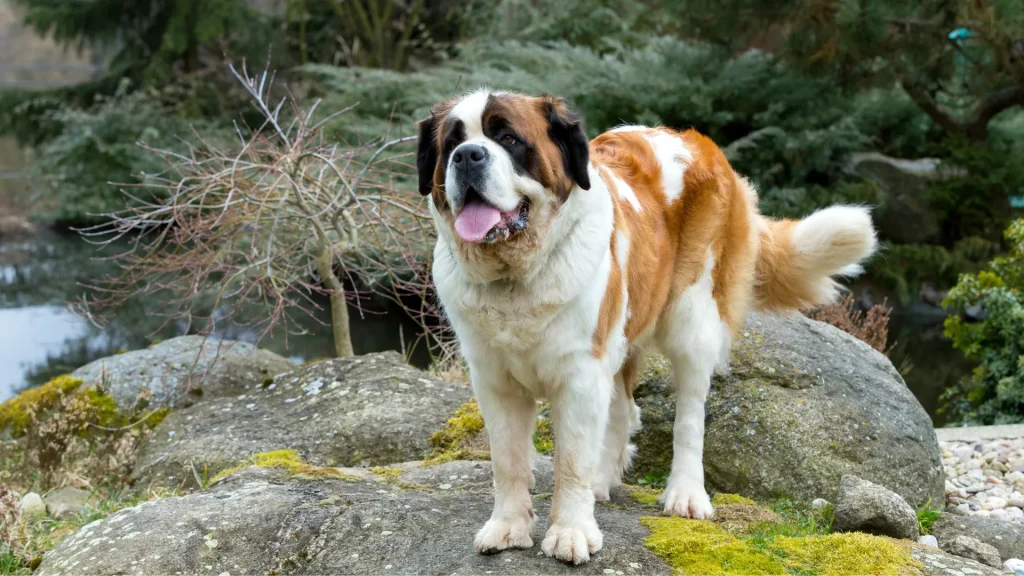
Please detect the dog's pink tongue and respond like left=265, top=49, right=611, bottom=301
left=455, top=199, right=501, bottom=243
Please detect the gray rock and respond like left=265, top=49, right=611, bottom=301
left=911, top=544, right=1006, bottom=576
left=941, top=535, right=1002, bottom=568
left=918, top=534, right=938, bottom=547
left=43, top=487, right=92, bottom=518
left=631, top=312, right=944, bottom=507
left=38, top=458, right=668, bottom=576
left=846, top=152, right=944, bottom=243
left=132, top=352, right=473, bottom=490
left=931, top=513, right=1024, bottom=562
left=832, top=475, right=919, bottom=540
left=18, top=492, right=45, bottom=518
left=72, top=336, right=295, bottom=411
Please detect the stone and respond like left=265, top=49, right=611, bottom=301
left=910, top=545, right=1006, bottom=576
left=43, top=487, right=92, bottom=518
left=631, top=312, right=944, bottom=507
left=72, top=336, right=295, bottom=411
left=38, top=459, right=668, bottom=576
left=811, top=498, right=831, bottom=511
left=845, top=152, right=944, bottom=244
left=931, top=513, right=1024, bottom=562
left=918, top=535, right=938, bottom=547
left=18, top=492, right=45, bottom=518
left=132, top=352, right=472, bottom=490
left=1005, top=558, right=1024, bottom=575
left=833, top=475, right=919, bottom=540
left=941, top=535, right=1002, bottom=568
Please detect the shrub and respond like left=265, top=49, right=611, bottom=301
left=940, top=219, right=1024, bottom=425
left=807, top=295, right=893, bottom=355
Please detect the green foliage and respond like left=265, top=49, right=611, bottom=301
left=24, top=83, right=229, bottom=225
left=941, top=219, right=1024, bottom=424
left=917, top=500, right=940, bottom=535
left=868, top=237, right=1000, bottom=303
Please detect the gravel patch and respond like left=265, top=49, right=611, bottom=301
left=940, top=438, right=1024, bottom=523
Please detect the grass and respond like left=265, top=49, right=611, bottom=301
left=916, top=499, right=940, bottom=535
left=2, top=485, right=178, bottom=575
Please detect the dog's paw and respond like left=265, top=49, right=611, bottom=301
left=540, top=521, right=603, bottom=565
left=474, top=516, right=535, bottom=554
left=662, top=481, right=714, bottom=519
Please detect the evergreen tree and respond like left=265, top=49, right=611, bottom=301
left=672, top=0, right=1023, bottom=143
left=11, top=0, right=250, bottom=85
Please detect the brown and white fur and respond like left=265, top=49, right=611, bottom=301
left=416, top=90, right=876, bottom=565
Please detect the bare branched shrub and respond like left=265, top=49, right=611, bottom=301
left=77, top=61, right=437, bottom=358
left=807, top=294, right=894, bottom=354
left=0, top=481, right=23, bottom=558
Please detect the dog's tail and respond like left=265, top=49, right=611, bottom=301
left=753, top=205, right=877, bottom=311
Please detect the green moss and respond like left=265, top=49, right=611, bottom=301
left=642, top=512, right=920, bottom=576
left=625, top=484, right=662, bottom=506
left=211, top=450, right=354, bottom=484
left=713, top=493, right=756, bottom=506
left=369, top=466, right=402, bottom=479
left=642, top=517, right=787, bottom=575
left=0, top=375, right=83, bottom=437
left=533, top=405, right=554, bottom=455
left=143, top=407, right=171, bottom=429
left=773, top=533, right=919, bottom=576
left=425, top=400, right=490, bottom=466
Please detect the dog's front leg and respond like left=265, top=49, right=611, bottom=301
left=542, top=361, right=611, bottom=565
left=473, top=364, right=538, bottom=554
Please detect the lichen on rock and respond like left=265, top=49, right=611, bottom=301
left=0, top=375, right=83, bottom=437
left=211, top=449, right=355, bottom=484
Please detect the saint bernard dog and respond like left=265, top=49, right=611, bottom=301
left=416, top=90, right=877, bottom=565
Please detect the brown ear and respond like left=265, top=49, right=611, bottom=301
left=544, top=97, right=591, bottom=191
left=416, top=114, right=439, bottom=196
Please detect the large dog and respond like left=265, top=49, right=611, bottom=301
left=416, top=90, right=876, bottom=565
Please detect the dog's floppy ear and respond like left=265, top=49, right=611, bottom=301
left=416, top=114, right=439, bottom=196
left=544, top=96, right=591, bottom=192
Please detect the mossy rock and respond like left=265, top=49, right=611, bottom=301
left=631, top=312, right=943, bottom=508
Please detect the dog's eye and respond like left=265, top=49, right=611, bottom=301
left=500, top=134, right=517, bottom=146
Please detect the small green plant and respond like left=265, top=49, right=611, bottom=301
left=637, top=468, right=669, bottom=490
left=941, top=219, right=1024, bottom=424
left=916, top=499, right=941, bottom=535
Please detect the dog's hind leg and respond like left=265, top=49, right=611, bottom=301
left=593, top=356, right=643, bottom=501
left=656, top=250, right=728, bottom=520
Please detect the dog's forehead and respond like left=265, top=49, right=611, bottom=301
left=445, top=90, right=537, bottom=137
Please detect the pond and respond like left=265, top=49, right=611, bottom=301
left=0, top=230, right=971, bottom=425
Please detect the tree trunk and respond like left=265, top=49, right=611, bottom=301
left=316, top=246, right=355, bottom=357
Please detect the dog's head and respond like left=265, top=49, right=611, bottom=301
left=417, top=90, right=590, bottom=271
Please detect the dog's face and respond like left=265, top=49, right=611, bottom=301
left=417, top=91, right=591, bottom=270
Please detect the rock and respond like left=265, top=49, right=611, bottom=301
left=832, top=475, right=920, bottom=540
left=811, top=498, right=831, bottom=511
left=941, top=535, right=1002, bottom=568
left=845, top=152, right=944, bottom=243
left=43, top=487, right=92, bottom=518
left=911, top=545, right=1006, bottom=576
left=631, top=311, right=944, bottom=507
left=132, top=352, right=473, bottom=489
left=0, top=215, right=37, bottom=238
left=38, top=458, right=668, bottom=576
left=1006, top=558, right=1024, bottom=575
left=931, top=513, right=1024, bottom=562
left=18, top=492, right=45, bottom=518
left=918, top=535, right=938, bottom=547
left=71, top=336, right=295, bottom=411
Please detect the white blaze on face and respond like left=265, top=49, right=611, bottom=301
left=444, top=90, right=521, bottom=215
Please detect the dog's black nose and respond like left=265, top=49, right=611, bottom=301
left=452, top=144, right=487, bottom=166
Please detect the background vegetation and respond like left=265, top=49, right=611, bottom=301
left=1, top=0, right=1022, bottom=419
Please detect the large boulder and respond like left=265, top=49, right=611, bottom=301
left=846, top=152, right=943, bottom=244
left=39, top=459, right=666, bottom=576
left=632, top=311, right=944, bottom=507
left=71, top=336, right=295, bottom=411
left=131, top=352, right=472, bottom=489
left=37, top=458, right=1001, bottom=576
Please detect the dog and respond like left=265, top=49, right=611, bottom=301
left=416, top=90, right=876, bottom=565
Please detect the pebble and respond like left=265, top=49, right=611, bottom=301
left=811, top=498, right=831, bottom=511
left=18, top=492, right=46, bottom=518
left=917, top=535, right=938, bottom=547
left=1006, top=558, right=1024, bottom=576
left=941, top=438, right=1024, bottom=525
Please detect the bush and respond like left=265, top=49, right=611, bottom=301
left=867, top=237, right=1000, bottom=303
left=940, top=219, right=1024, bottom=425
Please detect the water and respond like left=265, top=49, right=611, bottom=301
left=0, top=231, right=430, bottom=400
left=0, top=232, right=971, bottom=423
